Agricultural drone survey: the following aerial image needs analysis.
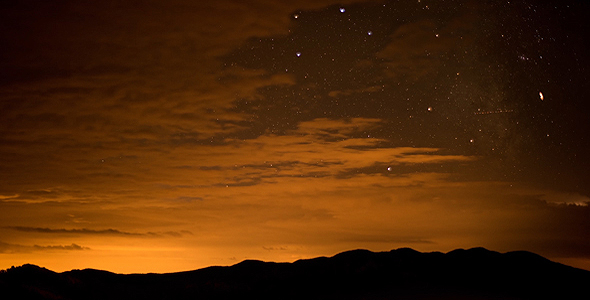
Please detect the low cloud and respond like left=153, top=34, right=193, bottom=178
left=6, top=227, right=145, bottom=236
left=33, top=244, right=90, bottom=251
left=5, top=227, right=188, bottom=238
left=0, top=241, right=89, bottom=254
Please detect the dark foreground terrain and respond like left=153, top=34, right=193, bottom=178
left=1, top=248, right=589, bottom=299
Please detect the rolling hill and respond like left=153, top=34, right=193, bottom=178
left=1, top=247, right=588, bottom=299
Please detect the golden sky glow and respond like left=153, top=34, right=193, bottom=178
left=1, top=0, right=589, bottom=273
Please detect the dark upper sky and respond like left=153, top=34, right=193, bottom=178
left=1, top=0, right=589, bottom=273
left=223, top=0, right=590, bottom=190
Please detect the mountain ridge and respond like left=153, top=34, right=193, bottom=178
left=2, top=247, right=589, bottom=299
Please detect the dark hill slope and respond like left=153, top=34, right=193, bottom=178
left=1, top=248, right=589, bottom=300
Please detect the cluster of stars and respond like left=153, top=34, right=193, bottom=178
left=224, top=0, right=584, bottom=192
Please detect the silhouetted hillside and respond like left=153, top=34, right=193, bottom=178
left=1, top=248, right=589, bottom=299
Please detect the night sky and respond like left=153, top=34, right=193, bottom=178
left=1, top=0, right=589, bottom=273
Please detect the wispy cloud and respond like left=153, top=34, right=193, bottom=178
left=5, top=227, right=190, bottom=238
left=33, top=244, right=90, bottom=251
left=6, top=227, right=144, bottom=236
left=0, top=241, right=89, bottom=254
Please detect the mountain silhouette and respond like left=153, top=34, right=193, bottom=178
left=1, top=248, right=588, bottom=299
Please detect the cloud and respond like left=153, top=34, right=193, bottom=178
left=4, top=227, right=189, bottom=238
left=5, top=227, right=146, bottom=236
left=539, top=192, right=590, bottom=207
left=262, top=246, right=288, bottom=251
left=164, top=118, right=477, bottom=191
left=0, top=0, right=330, bottom=206
left=0, top=241, right=89, bottom=254
left=33, top=244, right=90, bottom=251
left=294, top=117, right=383, bottom=138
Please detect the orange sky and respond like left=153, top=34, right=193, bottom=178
left=1, top=0, right=589, bottom=273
